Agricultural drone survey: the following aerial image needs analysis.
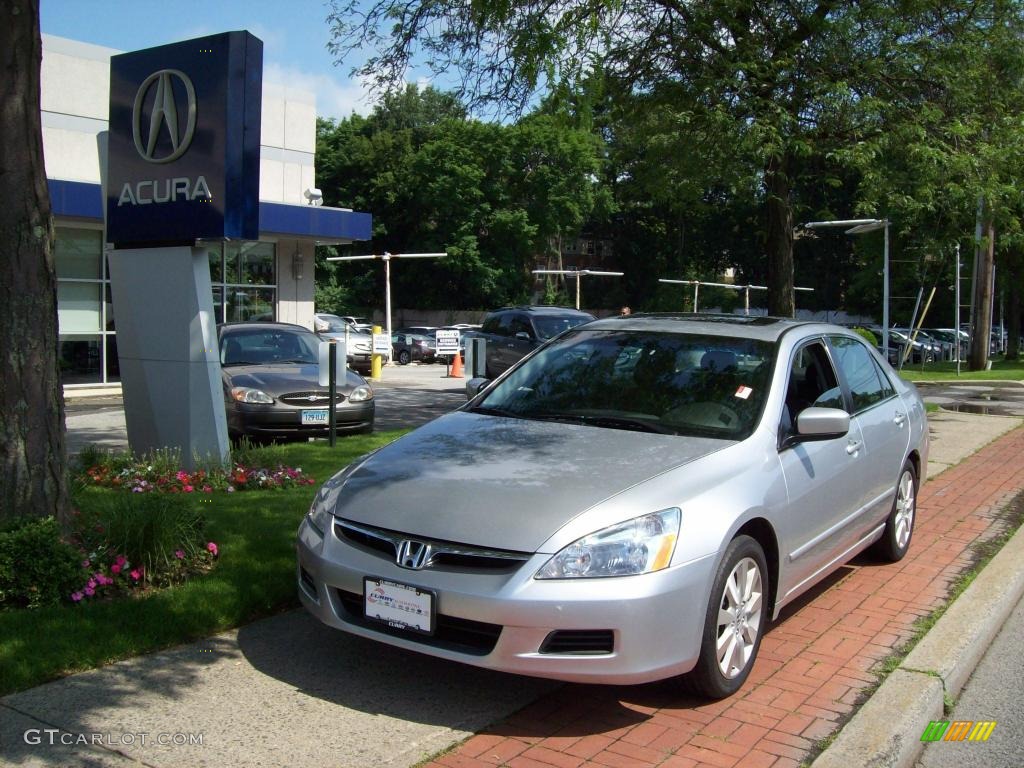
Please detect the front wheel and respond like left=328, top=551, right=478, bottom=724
left=398, top=350, right=411, bottom=365
left=685, top=535, right=768, bottom=699
left=871, top=460, right=917, bottom=562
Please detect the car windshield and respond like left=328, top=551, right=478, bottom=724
left=533, top=314, right=594, bottom=341
left=473, top=330, right=774, bottom=439
left=316, top=315, right=349, bottom=332
left=221, top=328, right=320, bottom=366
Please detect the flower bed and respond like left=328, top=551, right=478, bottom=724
left=82, top=463, right=315, bottom=493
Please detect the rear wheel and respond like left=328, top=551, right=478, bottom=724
left=871, top=460, right=917, bottom=562
left=398, top=350, right=411, bottom=365
left=685, top=535, right=768, bottom=699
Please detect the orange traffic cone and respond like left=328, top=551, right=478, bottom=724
left=449, top=352, right=464, bottom=378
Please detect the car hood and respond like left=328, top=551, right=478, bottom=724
left=223, top=364, right=361, bottom=396
left=328, top=411, right=730, bottom=552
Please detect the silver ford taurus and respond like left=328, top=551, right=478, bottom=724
left=297, top=315, right=927, bottom=698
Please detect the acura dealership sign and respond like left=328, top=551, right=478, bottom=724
left=106, top=32, right=262, bottom=245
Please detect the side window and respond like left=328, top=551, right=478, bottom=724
left=481, top=315, right=501, bottom=335
left=829, top=336, right=890, bottom=413
left=509, top=315, right=534, bottom=338
left=784, top=341, right=843, bottom=423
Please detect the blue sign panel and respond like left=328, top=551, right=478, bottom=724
left=106, top=32, right=262, bottom=246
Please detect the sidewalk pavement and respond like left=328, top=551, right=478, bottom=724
left=3, top=408, right=1022, bottom=768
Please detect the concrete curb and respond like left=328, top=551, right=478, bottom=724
left=812, top=523, right=1024, bottom=768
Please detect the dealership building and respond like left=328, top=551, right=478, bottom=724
left=42, top=33, right=370, bottom=391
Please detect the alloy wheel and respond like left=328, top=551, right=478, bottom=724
left=894, top=469, right=915, bottom=550
left=715, top=556, right=764, bottom=679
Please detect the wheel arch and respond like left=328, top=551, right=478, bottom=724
left=733, top=517, right=780, bottom=619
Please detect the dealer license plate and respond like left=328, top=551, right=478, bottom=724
left=364, top=577, right=435, bottom=634
left=301, top=409, right=329, bottom=425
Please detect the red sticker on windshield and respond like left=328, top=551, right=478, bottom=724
left=735, top=386, right=753, bottom=400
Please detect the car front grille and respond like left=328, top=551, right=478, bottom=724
left=334, top=589, right=502, bottom=655
left=279, top=391, right=345, bottom=406
left=335, top=519, right=532, bottom=573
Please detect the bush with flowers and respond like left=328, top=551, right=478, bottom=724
left=76, top=444, right=314, bottom=495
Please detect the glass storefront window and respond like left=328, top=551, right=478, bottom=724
left=59, top=336, right=102, bottom=385
left=208, top=248, right=224, bottom=283
left=226, top=242, right=275, bottom=285
left=58, top=282, right=102, bottom=333
left=55, top=228, right=102, bottom=279
left=105, top=335, right=120, bottom=382
left=225, top=287, right=275, bottom=322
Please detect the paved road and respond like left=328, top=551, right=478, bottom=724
left=915, top=381, right=1024, bottom=417
left=917, top=595, right=1024, bottom=768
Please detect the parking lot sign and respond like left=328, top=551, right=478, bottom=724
left=436, top=329, right=460, bottom=356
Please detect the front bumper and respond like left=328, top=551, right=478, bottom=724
left=296, top=517, right=715, bottom=685
left=228, top=401, right=374, bottom=438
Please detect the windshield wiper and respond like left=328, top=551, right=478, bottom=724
left=526, top=412, right=676, bottom=435
left=470, top=406, right=522, bottom=419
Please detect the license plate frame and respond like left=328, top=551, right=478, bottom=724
left=300, top=409, right=329, bottom=425
left=363, top=577, right=435, bottom=635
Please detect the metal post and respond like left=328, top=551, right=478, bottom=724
left=694, top=282, right=700, bottom=313
left=383, top=253, right=393, bottom=350
left=328, top=340, right=337, bottom=448
left=744, top=286, right=750, bottom=316
left=955, top=244, right=961, bottom=376
left=883, top=221, right=890, bottom=359
left=575, top=273, right=581, bottom=310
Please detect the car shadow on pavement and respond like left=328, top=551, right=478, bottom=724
left=371, top=387, right=466, bottom=431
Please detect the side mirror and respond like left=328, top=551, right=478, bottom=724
left=795, top=407, right=850, bottom=441
left=466, top=377, right=490, bottom=399
left=514, top=331, right=532, bottom=341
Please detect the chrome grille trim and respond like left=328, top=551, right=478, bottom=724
left=335, top=518, right=532, bottom=570
left=279, top=391, right=345, bottom=406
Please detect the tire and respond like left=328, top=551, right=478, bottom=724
left=685, top=535, right=768, bottom=699
left=871, top=460, right=917, bottom=562
left=398, top=350, right=411, bottom=365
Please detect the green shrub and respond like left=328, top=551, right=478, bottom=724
left=0, top=518, right=83, bottom=609
left=74, top=493, right=208, bottom=586
left=853, top=326, right=878, bottom=346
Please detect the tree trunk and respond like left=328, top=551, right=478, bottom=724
left=0, top=0, right=70, bottom=526
left=1005, top=254, right=1020, bottom=361
left=765, top=154, right=795, bottom=317
left=968, top=221, right=994, bottom=371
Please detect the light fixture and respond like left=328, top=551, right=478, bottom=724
left=304, top=188, right=323, bottom=206
left=291, top=252, right=304, bottom=281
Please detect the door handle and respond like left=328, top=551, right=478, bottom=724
left=846, top=440, right=862, bottom=456
left=894, top=411, right=906, bottom=426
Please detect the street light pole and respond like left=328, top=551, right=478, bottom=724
left=803, top=218, right=890, bottom=356
left=532, top=269, right=624, bottom=310
left=327, top=251, right=447, bottom=357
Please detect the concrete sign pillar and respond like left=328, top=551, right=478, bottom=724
left=107, top=246, right=229, bottom=466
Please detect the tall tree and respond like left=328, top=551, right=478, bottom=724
left=326, top=0, right=949, bottom=317
left=0, top=0, right=70, bottom=525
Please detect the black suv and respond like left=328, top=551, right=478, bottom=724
left=478, top=306, right=595, bottom=377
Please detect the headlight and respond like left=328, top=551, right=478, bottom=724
left=535, top=508, right=681, bottom=579
left=231, top=387, right=274, bottom=404
left=305, top=498, right=333, bottom=537
left=348, top=385, right=374, bottom=402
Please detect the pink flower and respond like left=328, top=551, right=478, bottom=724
left=183, top=485, right=194, bottom=493
left=130, top=569, right=141, bottom=581
left=81, top=559, right=90, bottom=568
left=84, top=586, right=95, bottom=597
left=87, top=578, right=97, bottom=589
left=71, top=591, right=83, bottom=602
left=115, top=555, right=127, bottom=566
left=206, top=542, right=218, bottom=557
left=176, top=471, right=189, bottom=482
left=175, top=550, right=185, bottom=559
left=111, top=563, right=122, bottom=574
left=202, top=485, right=212, bottom=493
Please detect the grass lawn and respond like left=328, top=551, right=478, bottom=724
left=0, top=431, right=405, bottom=696
left=898, top=357, right=1024, bottom=383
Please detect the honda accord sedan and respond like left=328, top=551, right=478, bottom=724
left=297, top=315, right=927, bottom=698
left=220, top=322, right=374, bottom=441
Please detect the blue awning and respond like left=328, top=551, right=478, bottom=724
left=48, top=179, right=372, bottom=243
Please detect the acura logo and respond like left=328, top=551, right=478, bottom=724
left=396, top=540, right=432, bottom=570
left=132, top=69, right=197, bottom=163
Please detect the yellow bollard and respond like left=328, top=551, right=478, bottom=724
left=370, top=325, right=383, bottom=380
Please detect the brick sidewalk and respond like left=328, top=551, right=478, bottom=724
left=425, top=426, right=1024, bottom=768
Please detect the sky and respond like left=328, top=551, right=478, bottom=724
left=40, top=0, right=384, bottom=120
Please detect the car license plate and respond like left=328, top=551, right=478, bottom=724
left=301, top=409, right=328, bottom=425
left=364, top=577, right=435, bottom=634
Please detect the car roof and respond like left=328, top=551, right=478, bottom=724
left=582, top=313, right=838, bottom=343
left=490, top=305, right=594, bottom=317
left=218, top=322, right=313, bottom=334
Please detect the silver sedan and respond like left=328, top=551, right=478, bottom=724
left=297, top=315, right=927, bottom=698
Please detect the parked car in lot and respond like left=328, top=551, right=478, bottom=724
left=391, top=332, right=436, bottom=365
left=313, top=313, right=387, bottom=373
left=477, top=305, right=596, bottom=377
left=297, top=315, right=926, bottom=697
left=220, top=322, right=374, bottom=441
